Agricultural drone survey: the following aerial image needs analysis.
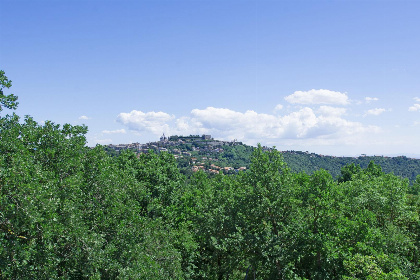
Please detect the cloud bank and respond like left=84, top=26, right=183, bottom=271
left=116, top=106, right=377, bottom=147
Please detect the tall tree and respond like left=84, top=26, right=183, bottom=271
left=0, top=70, right=18, bottom=112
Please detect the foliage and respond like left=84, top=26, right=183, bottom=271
left=1, top=70, right=419, bottom=279
left=0, top=70, right=18, bottom=112
left=283, top=152, right=420, bottom=183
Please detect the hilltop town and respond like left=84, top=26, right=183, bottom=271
left=104, top=134, right=254, bottom=175
left=103, top=134, right=420, bottom=182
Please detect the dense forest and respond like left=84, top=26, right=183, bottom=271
left=1, top=71, right=420, bottom=279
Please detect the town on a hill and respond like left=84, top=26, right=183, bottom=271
left=103, top=134, right=420, bottom=182
left=103, top=134, right=255, bottom=175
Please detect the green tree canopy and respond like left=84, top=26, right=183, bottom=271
left=0, top=70, right=18, bottom=112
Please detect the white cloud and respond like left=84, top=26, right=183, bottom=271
left=79, top=115, right=90, bottom=120
left=274, top=104, right=283, bottom=111
left=409, top=104, right=420, bottom=112
left=365, top=97, right=379, bottom=103
left=317, top=106, right=346, bottom=117
left=408, top=98, right=420, bottom=112
left=102, top=129, right=126, bottom=134
left=284, top=89, right=349, bottom=105
left=116, top=110, right=175, bottom=134
left=365, top=108, right=386, bottom=116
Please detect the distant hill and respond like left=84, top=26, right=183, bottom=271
left=281, top=151, right=420, bottom=182
left=103, top=135, right=420, bottom=182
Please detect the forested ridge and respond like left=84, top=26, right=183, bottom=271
left=1, top=71, right=420, bottom=279
left=281, top=152, right=420, bottom=183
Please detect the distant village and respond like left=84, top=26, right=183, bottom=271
left=105, top=134, right=249, bottom=174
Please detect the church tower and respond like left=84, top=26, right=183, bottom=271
left=160, top=133, right=167, bottom=142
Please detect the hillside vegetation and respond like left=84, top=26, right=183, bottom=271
left=104, top=137, right=420, bottom=183
left=1, top=71, right=420, bottom=279
left=282, top=151, right=420, bottom=183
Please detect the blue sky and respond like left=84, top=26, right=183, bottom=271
left=1, top=0, right=420, bottom=157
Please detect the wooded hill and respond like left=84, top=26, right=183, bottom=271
left=105, top=137, right=420, bottom=183
left=282, top=151, right=420, bottom=183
